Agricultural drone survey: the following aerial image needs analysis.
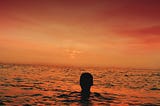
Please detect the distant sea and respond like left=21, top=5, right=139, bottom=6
left=0, top=64, right=160, bottom=106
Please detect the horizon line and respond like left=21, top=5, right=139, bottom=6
left=0, top=62, right=159, bottom=70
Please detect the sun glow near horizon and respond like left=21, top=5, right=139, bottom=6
left=0, top=0, right=160, bottom=68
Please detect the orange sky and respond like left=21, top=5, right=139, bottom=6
left=0, top=0, right=160, bottom=68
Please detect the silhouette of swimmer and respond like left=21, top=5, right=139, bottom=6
left=57, top=72, right=115, bottom=105
left=80, top=72, right=93, bottom=101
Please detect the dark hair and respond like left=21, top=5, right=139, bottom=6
left=80, top=72, right=93, bottom=89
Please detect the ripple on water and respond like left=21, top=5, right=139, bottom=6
left=0, top=65, right=160, bottom=105
left=23, top=104, right=32, bottom=106
left=21, top=87, right=33, bottom=90
left=13, top=77, right=24, bottom=82
left=140, top=103, right=159, bottom=106
left=150, top=87, right=160, bottom=90
left=31, top=94, right=43, bottom=97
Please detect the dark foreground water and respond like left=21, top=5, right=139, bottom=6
left=0, top=64, right=160, bottom=106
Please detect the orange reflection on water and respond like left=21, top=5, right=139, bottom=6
left=0, top=64, right=159, bottom=105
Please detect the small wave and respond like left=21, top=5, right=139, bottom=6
left=31, top=94, right=43, bottom=97
left=141, top=103, right=159, bottom=106
left=150, top=87, right=160, bottom=90
left=21, top=87, right=33, bottom=90
left=23, top=104, right=32, bottom=106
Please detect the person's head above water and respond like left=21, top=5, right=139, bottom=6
left=80, top=72, right=93, bottom=93
left=80, top=72, right=93, bottom=100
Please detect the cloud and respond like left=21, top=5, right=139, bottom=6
left=114, top=25, right=160, bottom=54
left=116, top=26, right=160, bottom=43
left=119, top=26, right=160, bottom=36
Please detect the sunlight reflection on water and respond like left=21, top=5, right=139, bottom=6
left=0, top=64, right=160, bottom=106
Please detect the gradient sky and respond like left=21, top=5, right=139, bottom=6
left=0, top=0, right=160, bottom=68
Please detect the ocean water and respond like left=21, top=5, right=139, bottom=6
left=0, top=64, right=160, bottom=106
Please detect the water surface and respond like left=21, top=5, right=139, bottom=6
left=0, top=64, right=160, bottom=106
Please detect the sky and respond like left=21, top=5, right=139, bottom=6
left=0, top=0, right=160, bottom=68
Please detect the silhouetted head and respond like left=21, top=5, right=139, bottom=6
left=80, top=72, right=93, bottom=100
